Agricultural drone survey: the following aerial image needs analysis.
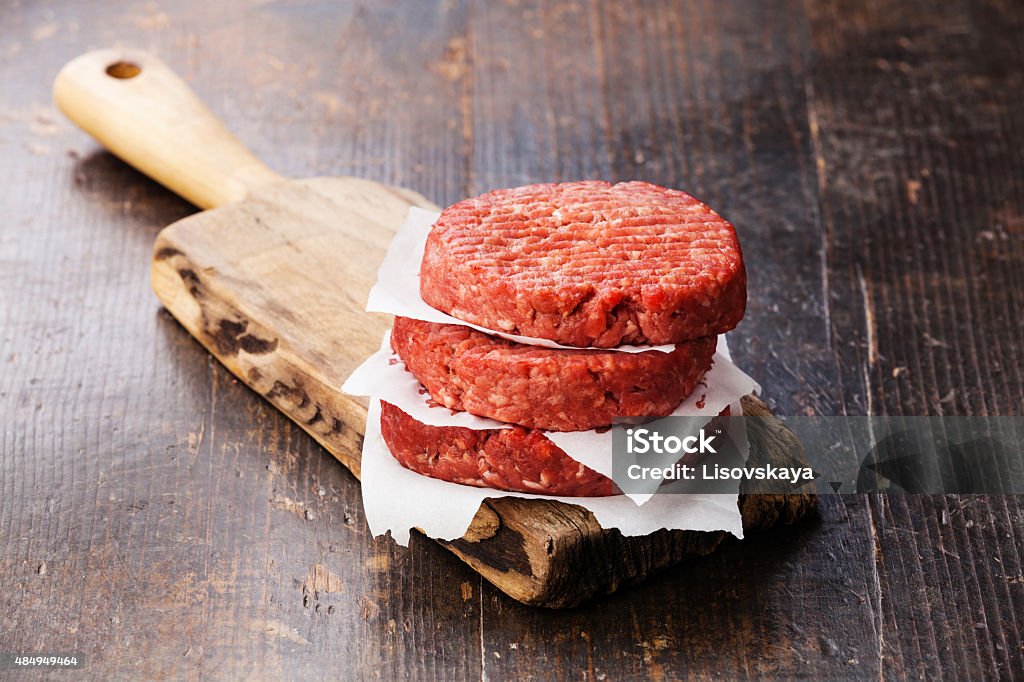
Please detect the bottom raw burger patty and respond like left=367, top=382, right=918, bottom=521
left=390, top=316, right=717, bottom=432
left=379, top=401, right=618, bottom=497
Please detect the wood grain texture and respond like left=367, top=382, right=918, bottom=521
left=1, top=0, right=1022, bottom=678
left=804, top=2, right=1024, bottom=678
left=54, top=48, right=285, bottom=209
left=150, top=176, right=434, bottom=477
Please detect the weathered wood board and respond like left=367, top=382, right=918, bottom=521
left=55, top=48, right=815, bottom=607
left=150, top=180, right=815, bottom=606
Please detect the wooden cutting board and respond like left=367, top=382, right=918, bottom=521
left=54, top=48, right=815, bottom=608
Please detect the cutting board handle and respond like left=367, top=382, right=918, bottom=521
left=54, top=48, right=284, bottom=209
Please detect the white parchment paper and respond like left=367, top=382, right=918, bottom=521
left=366, top=207, right=678, bottom=353
left=360, top=398, right=745, bottom=546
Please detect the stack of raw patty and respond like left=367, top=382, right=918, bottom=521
left=380, top=181, right=746, bottom=497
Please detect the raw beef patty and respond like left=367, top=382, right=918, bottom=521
left=391, top=316, right=716, bottom=432
left=379, top=401, right=617, bottom=497
left=420, top=181, right=746, bottom=347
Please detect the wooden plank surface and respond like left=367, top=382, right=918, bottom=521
left=1, top=0, right=1022, bottom=679
left=804, top=3, right=1024, bottom=678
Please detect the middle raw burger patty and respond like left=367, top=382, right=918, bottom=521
left=391, top=316, right=717, bottom=432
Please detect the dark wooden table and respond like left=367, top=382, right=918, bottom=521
left=2, top=1, right=1022, bottom=679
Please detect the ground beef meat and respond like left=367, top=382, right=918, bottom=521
left=420, top=181, right=746, bottom=347
left=379, top=401, right=617, bottom=497
left=391, top=316, right=716, bottom=432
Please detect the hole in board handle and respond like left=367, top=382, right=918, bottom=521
left=106, top=61, right=141, bottom=79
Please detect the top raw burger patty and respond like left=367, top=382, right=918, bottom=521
left=420, top=181, right=746, bottom=347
